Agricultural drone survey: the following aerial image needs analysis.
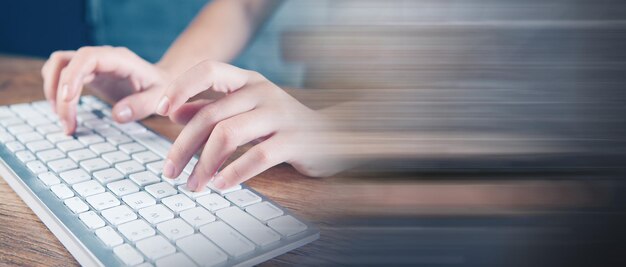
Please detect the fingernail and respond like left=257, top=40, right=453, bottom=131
left=116, top=106, right=133, bottom=122
left=187, top=175, right=199, bottom=191
left=156, top=96, right=170, bottom=115
left=213, top=175, right=226, bottom=190
left=162, top=159, right=176, bottom=179
left=61, top=84, right=71, bottom=101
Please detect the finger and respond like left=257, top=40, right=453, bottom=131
left=41, top=51, right=74, bottom=112
left=210, top=136, right=288, bottom=190
left=186, top=109, right=278, bottom=191
left=155, top=61, right=257, bottom=116
left=110, top=87, right=163, bottom=122
left=169, top=99, right=215, bottom=125
left=163, top=88, right=260, bottom=179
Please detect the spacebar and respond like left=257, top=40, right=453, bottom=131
left=132, top=131, right=171, bottom=157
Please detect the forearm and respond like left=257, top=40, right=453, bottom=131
left=157, top=0, right=281, bottom=76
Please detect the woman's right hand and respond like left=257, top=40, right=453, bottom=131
left=41, top=46, right=173, bottom=134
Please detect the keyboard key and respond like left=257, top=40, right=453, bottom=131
left=268, top=215, right=308, bottom=237
left=11, top=104, right=40, bottom=118
left=16, top=151, right=36, bottom=163
left=123, top=192, right=157, bottom=210
left=78, top=211, right=105, bottom=229
left=182, top=158, right=198, bottom=175
left=86, top=192, right=120, bottom=210
left=36, top=123, right=61, bottom=135
left=107, top=179, right=140, bottom=196
left=196, top=194, right=230, bottom=212
left=119, top=142, right=146, bottom=154
left=162, top=172, right=188, bottom=186
left=132, top=131, right=171, bottom=157
left=83, top=118, right=109, bottom=130
left=68, top=149, right=96, bottom=162
left=113, top=244, right=144, bottom=265
left=50, top=184, right=74, bottom=199
left=77, top=134, right=104, bottom=146
left=155, top=252, right=196, bottom=267
left=107, top=134, right=132, bottom=146
left=95, top=226, right=124, bottom=247
left=64, top=197, right=90, bottom=214
left=46, top=132, right=73, bottom=143
left=207, top=182, right=242, bottom=195
left=0, top=132, right=15, bottom=143
left=93, top=168, right=124, bottom=184
left=36, top=148, right=65, bottom=162
left=36, top=172, right=60, bottom=186
left=0, top=117, right=23, bottom=127
left=199, top=221, right=255, bottom=258
left=145, top=182, right=177, bottom=199
left=89, top=142, right=116, bottom=155
left=8, top=124, right=33, bottom=135
left=26, top=160, right=48, bottom=174
left=26, top=140, right=54, bottom=153
left=176, top=234, right=228, bottom=267
left=18, top=132, right=44, bottom=143
left=115, top=160, right=145, bottom=175
left=225, top=189, right=262, bottom=208
left=5, top=141, right=25, bottom=152
left=72, top=179, right=105, bottom=197
left=57, top=140, right=85, bottom=152
left=178, top=184, right=211, bottom=199
left=27, top=116, right=51, bottom=127
left=48, top=158, right=78, bottom=173
left=139, top=204, right=174, bottom=224
left=102, top=151, right=130, bottom=164
left=118, top=219, right=155, bottom=242
left=113, top=121, right=146, bottom=134
left=146, top=160, right=165, bottom=175
left=180, top=207, right=215, bottom=228
left=59, top=169, right=91, bottom=184
left=161, top=194, right=195, bottom=213
left=157, top=218, right=194, bottom=241
left=136, top=235, right=176, bottom=261
left=246, top=202, right=284, bottom=222
left=80, top=158, right=110, bottom=173
left=216, top=206, right=281, bottom=246
left=129, top=171, right=161, bottom=187
left=132, top=151, right=160, bottom=164
left=95, top=127, right=121, bottom=137
left=101, top=205, right=137, bottom=225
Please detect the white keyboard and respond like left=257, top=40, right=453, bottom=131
left=0, top=96, right=318, bottom=267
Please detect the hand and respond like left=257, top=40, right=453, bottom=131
left=157, top=61, right=339, bottom=191
left=41, top=46, right=172, bottom=134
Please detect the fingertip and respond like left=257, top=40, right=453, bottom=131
left=113, top=105, right=133, bottom=123
left=155, top=96, right=170, bottom=116
left=162, top=159, right=176, bottom=179
left=212, top=175, right=226, bottom=190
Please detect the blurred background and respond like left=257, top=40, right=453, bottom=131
left=2, top=0, right=626, bottom=266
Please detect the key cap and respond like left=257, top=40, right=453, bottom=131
left=162, top=172, right=188, bottom=186
left=176, top=234, right=228, bottom=267
left=113, top=121, right=146, bottom=134
left=178, top=185, right=211, bottom=199
left=216, top=206, right=281, bottom=246
left=246, top=201, right=284, bottom=222
left=79, top=211, right=105, bottom=229
left=129, top=171, right=160, bottom=186
left=72, top=179, right=105, bottom=197
left=16, top=150, right=36, bottom=163
left=26, top=140, right=54, bottom=152
left=102, top=151, right=130, bottom=164
left=48, top=158, right=78, bottom=173
left=180, top=207, right=215, bottom=228
left=93, top=168, right=124, bottom=184
left=64, top=197, right=90, bottom=213
left=37, top=172, right=61, bottom=186
left=50, top=184, right=74, bottom=199
left=95, top=127, right=121, bottom=137
left=76, top=112, right=98, bottom=123
left=46, top=132, right=73, bottom=143
left=138, top=204, right=174, bottom=224
left=131, top=150, right=161, bottom=164
left=155, top=253, right=196, bottom=267
left=207, top=182, right=242, bottom=195
left=0, top=132, right=15, bottom=143
left=36, top=123, right=61, bottom=135
left=132, top=131, right=171, bottom=157
left=196, top=194, right=230, bottom=212
left=57, top=140, right=85, bottom=152
left=26, top=160, right=48, bottom=174
left=156, top=218, right=194, bottom=241
left=101, top=205, right=137, bottom=225
left=225, top=189, right=262, bottom=208
left=74, top=126, right=92, bottom=136
left=86, top=192, right=120, bottom=210
left=59, top=169, right=91, bottom=184
left=182, top=157, right=198, bottom=175
left=89, top=142, right=116, bottom=155
left=115, top=160, right=145, bottom=175
left=145, top=182, right=177, bottom=199
left=36, top=148, right=65, bottom=162
left=0, top=107, right=14, bottom=118
left=107, top=134, right=133, bottom=146
left=0, top=117, right=23, bottom=127
left=68, top=148, right=97, bottom=162
left=18, top=132, right=43, bottom=143
left=268, top=215, right=308, bottom=237
left=95, top=226, right=124, bottom=247
left=136, top=235, right=176, bottom=261
left=83, top=118, right=109, bottom=129
left=123, top=192, right=157, bottom=210
left=11, top=104, right=40, bottom=118
left=199, top=221, right=255, bottom=258
left=77, top=134, right=104, bottom=145
left=118, top=219, right=155, bottom=242
left=80, top=158, right=110, bottom=173
left=146, top=160, right=165, bottom=175
left=5, top=141, right=25, bottom=152
left=119, top=143, right=146, bottom=154
left=26, top=116, right=51, bottom=127
left=161, top=194, right=195, bottom=213
left=107, top=179, right=140, bottom=196
left=113, top=244, right=144, bottom=265
left=8, top=124, right=33, bottom=134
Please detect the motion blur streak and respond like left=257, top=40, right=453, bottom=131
left=282, top=0, right=626, bottom=266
